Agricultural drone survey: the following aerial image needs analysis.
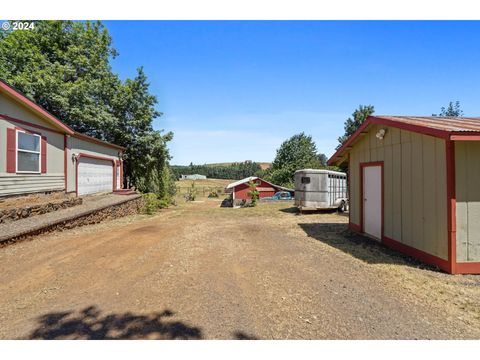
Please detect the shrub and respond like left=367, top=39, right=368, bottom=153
left=208, top=190, right=219, bottom=198
left=142, top=193, right=159, bottom=214
left=184, top=181, right=197, bottom=202
left=247, top=180, right=260, bottom=207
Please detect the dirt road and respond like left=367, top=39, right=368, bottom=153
left=1, top=200, right=480, bottom=339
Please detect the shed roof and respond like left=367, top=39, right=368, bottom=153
left=328, top=115, right=480, bottom=166
left=225, top=176, right=294, bottom=192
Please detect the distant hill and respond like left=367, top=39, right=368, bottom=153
left=206, top=162, right=271, bottom=170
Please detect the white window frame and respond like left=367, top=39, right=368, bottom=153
left=16, top=129, right=41, bottom=174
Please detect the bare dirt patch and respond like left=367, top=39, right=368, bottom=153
left=0, top=200, right=479, bottom=339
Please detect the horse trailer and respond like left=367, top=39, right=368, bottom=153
left=294, top=169, right=348, bottom=212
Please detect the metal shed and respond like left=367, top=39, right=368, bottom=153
left=328, top=115, right=480, bottom=274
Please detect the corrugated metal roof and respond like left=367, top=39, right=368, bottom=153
left=225, top=176, right=259, bottom=189
left=374, top=116, right=480, bottom=132
left=328, top=115, right=480, bottom=166
left=225, top=176, right=294, bottom=192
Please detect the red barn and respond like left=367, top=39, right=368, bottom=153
left=225, top=177, right=293, bottom=201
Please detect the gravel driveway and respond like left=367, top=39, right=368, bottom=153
left=1, top=200, right=479, bottom=339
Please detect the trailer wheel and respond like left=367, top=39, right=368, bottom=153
left=338, top=200, right=346, bottom=213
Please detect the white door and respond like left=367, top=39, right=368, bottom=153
left=363, top=165, right=382, bottom=239
left=78, top=157, right=113, bottom=195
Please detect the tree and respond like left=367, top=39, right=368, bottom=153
left=0, top=21, right=174, bottom=200
left=317, top=153, right=328, bottom=167
left=247, top=180, right=260, bottom=206
left=337, top=105, right=375, bottom=149
left=433, top=101, right=464, bottom=117
left=268, top=133, right=321, bottom=188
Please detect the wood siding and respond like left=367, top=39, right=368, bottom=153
left=455, top=141, right=480, bottom=262
left=349, top=124, right=448, bottom=260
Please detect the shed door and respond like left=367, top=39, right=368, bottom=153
left=78, top=157, right=113, bottom=195
left=363, top=165, right=382, bottom=240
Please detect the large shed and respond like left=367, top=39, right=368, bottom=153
left=328, top=115, right=480, bottom=274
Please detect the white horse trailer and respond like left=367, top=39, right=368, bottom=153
left=294, top=169, right=348, bottom=212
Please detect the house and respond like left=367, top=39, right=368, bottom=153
left=180, top=174, right=207, bottom=180
left=0, top=80, right=125, bottom=197
left=225, top=176, right=293, bottom=200
left=328, top=115, right=480, bottom=274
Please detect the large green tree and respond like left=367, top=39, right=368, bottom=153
left=267, top=133, right=323, bottom=188
left=337, top=105, right=375, bottom=149
left=0, top=21, right=173, bottom=197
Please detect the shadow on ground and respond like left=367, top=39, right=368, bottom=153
left=298, top=223, right=439, bottom=271
left=26, top=306, right=203, bottom=340
left=279, top=207, right=349, bottom=218
left=233, top=331, right=259, bottom=340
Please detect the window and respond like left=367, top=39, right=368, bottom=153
left=17, top=130, right=41, bottom=173
left=301, top=176, right=310, bottom=184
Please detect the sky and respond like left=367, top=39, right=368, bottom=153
left=104, top=21, right=480, bottom=165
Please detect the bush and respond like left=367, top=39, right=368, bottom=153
left=142, top=193, right=159, bottom=214
left=184, top=181, right=197, bottom=202
left=142, top=193, right=171, bottom=214
left=208, top=190, right=219, bottom=198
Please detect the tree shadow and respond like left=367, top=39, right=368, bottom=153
left=26, top=306, right=203, bottom=340
left=233, top=331, right=259, bottom=340
left=298, top=223, right=440, bottom=271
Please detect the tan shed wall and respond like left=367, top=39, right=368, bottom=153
left=0, top=93, right=65, bottom=197
left=349, top=124, right=448, bottom=260
left=455, top=141, right=480, bottom=262
left=66, top=136, right=120, bottom=193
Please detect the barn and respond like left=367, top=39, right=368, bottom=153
left=0, top=80, right=125, bottom=197
left=328, top=115, right=480, bottom=274
left=225, top=176, right=293, bottom=201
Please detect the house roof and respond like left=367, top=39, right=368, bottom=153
left=328, top=115, right=480, bottom=166
left=225, top=176, right=294, bottom=192
left=0, top=80, right=74, bottom=135
left=0, top=79, right=124, bottom=151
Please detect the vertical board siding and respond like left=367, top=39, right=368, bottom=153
left=456, top=141, right=480, bottom=262
left=349, top=124, right=448, bottom=260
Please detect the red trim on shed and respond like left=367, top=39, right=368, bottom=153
left=446, top=140, right=457, bottom=274
left=456, top=262, right=480, bottom=274
left=329, top=116, right=453, bottom=166
left=382, top=236, right=450, bottom=273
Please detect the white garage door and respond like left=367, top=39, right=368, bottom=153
left=78, top=157, right=113, bottom=196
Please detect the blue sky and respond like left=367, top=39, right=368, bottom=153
left=104, top=21, right=480, bottom=165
